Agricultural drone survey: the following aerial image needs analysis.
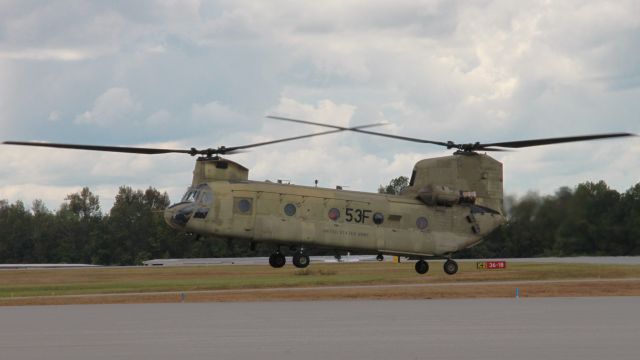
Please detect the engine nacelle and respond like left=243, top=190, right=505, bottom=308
left=417, top=185, right=476, bottom=206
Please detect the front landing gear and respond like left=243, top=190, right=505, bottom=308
left=414, top=259, right=429, bottom=274
left=269, top=252, right=286, bottom=268
left=443, top=259, right=458, bottom=275
left=292, top=251, right=310, bottom=268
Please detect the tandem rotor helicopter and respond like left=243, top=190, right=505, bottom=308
left=3, top=117, right=634, bottom=275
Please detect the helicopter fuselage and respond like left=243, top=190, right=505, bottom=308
left=164, top=155, right=506, bottom=258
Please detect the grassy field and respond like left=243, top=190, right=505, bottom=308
left=1, top=261, right=639, bottom=305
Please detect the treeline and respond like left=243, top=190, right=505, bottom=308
left=0, top=186, right=273, bottom=265
left=461, top=181, right=640, bottom=258
left=1, top=181, right=639, bottom=265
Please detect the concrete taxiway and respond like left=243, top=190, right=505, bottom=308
left=1, top=297, right=639, bottom=360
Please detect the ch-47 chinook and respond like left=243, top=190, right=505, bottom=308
left=3, top=119, right=634, bottom=275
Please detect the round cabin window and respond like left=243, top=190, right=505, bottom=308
left=328, top=208, right=340, bottom=221
left=238, top=198, right=252, bottom=213
left=373, top=212, right=384, bottom=225
left=284, top=203, right=296, bottom=216
left=416, top=217, right=428, bottom=230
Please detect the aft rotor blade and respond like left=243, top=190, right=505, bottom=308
left=225, top=122, right=387, bottom=152
left=267, top=115, right=450, bottom=147
left=480, top=133, right=636, bottom=149
left=2, top=141, right=193, bottom=155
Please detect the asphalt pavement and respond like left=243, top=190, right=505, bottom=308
left=2, top=297, right=639, bottom=360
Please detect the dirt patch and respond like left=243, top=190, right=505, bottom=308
left=2, top=278, right=639, bottom=306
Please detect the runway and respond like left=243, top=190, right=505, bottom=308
left=2, top=297, right=639, bottom=360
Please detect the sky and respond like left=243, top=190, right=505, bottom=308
left=1, top=0, right=639, bottom=213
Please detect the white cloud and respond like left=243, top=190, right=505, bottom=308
left=48, top=110, right=60, bottom=122
left=1, top=0, right=639, bottom=211
left=0, top=48, right=97, bottom=61
left=74, top=87, right=141, bottom=126
left=144, top=109, right=171, bottom=126
left=269, top=97, right=356, bottom=128
left=191, top=101, right=244, bottom=125
left=0, top=139, right=194, bottom=211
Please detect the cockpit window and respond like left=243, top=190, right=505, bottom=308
left=181, top=190, right=198, bottom=203
left=178, top=184, right=214, bottom=219
left=180, top=184, right=214, bottom=206
left=199, top=191, right=212, bottom=205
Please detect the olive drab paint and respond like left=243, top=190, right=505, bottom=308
left=406, top=153, right=503, bottom=214
left=165, top=154, right=507, bottom=259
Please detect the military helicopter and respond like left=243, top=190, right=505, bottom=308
left=3, top=119, right=633, bottom=275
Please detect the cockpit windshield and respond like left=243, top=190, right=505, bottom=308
left=182, top=190, right=198, bottom=203
left=180, top=184, right=214, bottom=206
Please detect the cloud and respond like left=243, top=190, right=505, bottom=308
left=269, top=97, right=356, bottom=128
left=191, top=101, right=245, bottom=125
left=0, top=48, right=98, bottom=61
left=74, top=87, right=141, bottom=126
left=1, top=0, right=639, bottom=212
left=144, top=109, right=171, bottom=126
left=0, top=139, right=195, bottom=211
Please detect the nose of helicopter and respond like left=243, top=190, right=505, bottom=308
left=164, top=203, right=195, bottom=229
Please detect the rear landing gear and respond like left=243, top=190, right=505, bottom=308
left=376, top=254, right=384, bottom=262
left=414, top=260, right=429, bottom=274
left=269, top=252, right=286, bottom=268
left=292, top=251, right=310, bottom=268
left=443, top=259, right=458, bottom=275
left=414, top=259, right=458, bottom=275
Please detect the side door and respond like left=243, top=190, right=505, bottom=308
left=230, top=190, right=256, bottom=239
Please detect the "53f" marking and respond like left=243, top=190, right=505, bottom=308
left=345, top=208, right=371, bottom=223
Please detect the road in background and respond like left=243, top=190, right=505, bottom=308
left=1, top=256, right=639, bottom=269
left=142, top=255, right=640, bottom=266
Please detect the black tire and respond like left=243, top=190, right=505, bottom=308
left=443, top=259, right=458, bottom=275
left=268, top=254, right=276, bottom=267
left=414, top=260, right=429, bottom=274
left=270, top=253, right=286, bottom=268
left=293, top=252, right=310, bottom=268
left=376, top=254, right=384, bottom=261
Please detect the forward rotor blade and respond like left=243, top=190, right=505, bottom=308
left=480, top=133, right=636, bottom=149
left=2, top=141, right=192, bottom=155
left=267, top=115, right=450, bottom=147
left=3, top=122, right=385, bottom=156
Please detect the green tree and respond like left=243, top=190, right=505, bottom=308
left=378, top=176, right=409, bottom=195
left=553, top=181, right=622, bottom=255
left=0, top=200, right=34, bottom=263
left=106, top=186, right=177, bottom=265
left=621, top=184, right=640, bottom=254
left=55, top=187, right=103, bottom=263
left=61, top=187, right=101, bottom=219
left=30, top=199, right=58, bottom=262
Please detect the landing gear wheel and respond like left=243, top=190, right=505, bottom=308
left=292, top=252, right=310, bottom=268
left=269, top=253, right=286, bottom=268
left=376, top=254, right=384, bottom=261
left=414, top=260, right=429, bottom=274
left=443, top=259, right=458, bottom=275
